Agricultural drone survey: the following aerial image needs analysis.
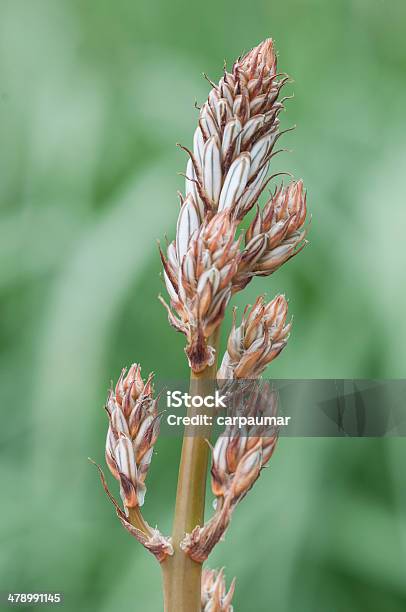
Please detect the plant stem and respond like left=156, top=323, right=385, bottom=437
left=162, top=328, right=220, bottom=612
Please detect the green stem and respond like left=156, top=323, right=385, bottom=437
left=162, top=329, right=220, bottom=612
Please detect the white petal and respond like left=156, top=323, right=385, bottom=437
left=185, top=158, right=196, bottom=195
left=202, top=136, right=222, bottom=204
left=201, top=249, right=211, bottom=268
left=193, top=127, right=205, bottom=169
left=215, top=98, right=232, bottom=126
left=217, top=354, right=234, bottom=381
left=238, top=447, right=262, bottom=475
left=112, top=408, right=130, bottom=436
left=199, top=104, right=218, bottom=138
left=164, top=270, right=178, bottom=301
left=244, top=234, right=267, bottom=261
left=134, top=415, right=154, bottom=449
left=247, top=336, right=266, bottom=353
left=182, top=250, right=195, bottom=283
left=116, top=436, right=137, bottom=483
left=218, top=153, right=251, bottom=211
left=262, top=243, right=294, bottom=262
left=220, top=81, right=234, bottom=108
left=268, top=220, right=287, bottom=241
left=249, top=134, right=276, bottom=177
left=250, top=94, right=267, bottom=114
left=236, top=162, right=269, bottom=215
left=240, top=114, right=265, bottom=148
left=166, top=241, right=178, bottom=270
left=136, top=482, right=146, bottom=506
left=185, top=163, right=205, bottom=219
left=176, top=197, right=200, bottom=261
left=197, top=267, right=220, bottom=296
left=221, top=119, right=242, bottom=159
left=106, top=427, right=116, bottom=456
left=233, top=95, right=243, bottom=116
left=139, top=447, right=154, bottom=469
left=208, top=88, right=220, bottom=109
left=209, top=288, right=231, bottom=319
left=177, top=267, right=187, bottom=302
left=213, top=436, right=228, bottom=472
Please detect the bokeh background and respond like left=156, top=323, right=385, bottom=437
left=1, top=0, right=406, bottom=610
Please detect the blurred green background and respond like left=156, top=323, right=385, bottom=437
left=1, top=0, right=405, bottom=610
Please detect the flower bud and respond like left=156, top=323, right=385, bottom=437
left=234, top=181, right=308, bottom=291
left=105, top=366, right=159, bottom=508
left=218, top=295, right=291, bottom=380
left=201, top=568, right=235, bottom=612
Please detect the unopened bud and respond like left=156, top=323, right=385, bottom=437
left=105, top=365, right=159, bottom=508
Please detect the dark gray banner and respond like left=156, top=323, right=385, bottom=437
left=154, top=379, right=406, bottom=437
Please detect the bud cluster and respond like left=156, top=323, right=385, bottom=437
left=218, top=295, right=291, bottom=380
left=92, top=365, right=173, bottom=562
left=234, top=180, right=307, bottom=291
left=181, top=384, right=278, bottom=562
left=95, top=36, right=309, bottom=591
left=160, top=212, right=240, bottom=372
left=105, top=364, right=160, bottom=508
left=201, top=568, right=236, bottom=612
left=160, top=39, right=306, bottom=373
left=211, top=383, right=278, bottom=499
left=185, top=38, right=285, bottom=220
